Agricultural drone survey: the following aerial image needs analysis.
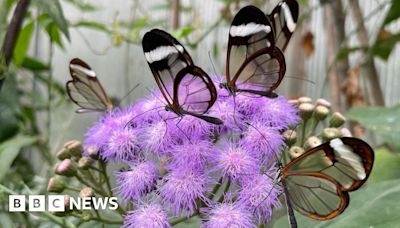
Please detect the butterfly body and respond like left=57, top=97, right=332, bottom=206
left=142, top=29, right=223, bottom=125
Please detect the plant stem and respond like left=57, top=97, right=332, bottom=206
left=75, top=174, right=108, bottom=196
left=217, top=178, right=231, bottom=203
left=300, top=119, right=309, bottom=147
left=169, top=212, right=199, bottom=226
left=99, top=160, right=113, bottom=196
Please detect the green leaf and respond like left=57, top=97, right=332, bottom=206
left=346, top=105, right=400, bottom=151
left=46, top=22, right=63, bottom=48
left=383, top=1, right=400, bottom=26
left=74, top=21, right=109, bottom=33
left=273, top=180, right=400, bottom=228
left=0, top=134, right=37, bottom=181
left=33, top=0, right=70, bottom=40
left=336, top=46, right=364, bottom=60
left=12, top=21, right=34, bottom=66
left=369, top=148, right=400, bottom=183
left=172, top=26, right=194, bottom=39
left=372, top=33, right=400, bottom=60
left=21, top=56, right=49, bottom=71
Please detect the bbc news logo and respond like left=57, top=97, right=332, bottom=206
left=9, top=195, right=118, bottom=212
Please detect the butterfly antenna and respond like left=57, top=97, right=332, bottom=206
left=120, top=83, right=140, bottom=104
left=208, top=50, right=222, bottom=81
left=285, top=75, right=315, bottom=85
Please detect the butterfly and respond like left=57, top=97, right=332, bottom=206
left=268, top=0, right=299, bottom=52
left=66, top=58, right=113, bottom=113
left=220, top=2, right=299, bottom=97
left=277, top=137, right=374, bottom=227
left=142, top=29, right=223, bottom=125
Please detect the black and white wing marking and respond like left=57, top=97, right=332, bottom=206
left=268, top=0, right=299, bottom=51
left=281, top=137, right=374, bottom=220
left=226, top=5, right=286, bottom=97
left=142, top=29, right=222, bottom=124
left=67, top=58, right=113, bottom=113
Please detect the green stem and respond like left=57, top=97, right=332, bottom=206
left=217, top=178, right=231, bottom=203
left=75, top=174, right=107, bottom=196
left=169, top=212, right=199, bottom=226
left=208, top=177, right=223, bottom=199
left=99, top=160, right=113, bottom=196
left=300, top=119, right=309, bottom=147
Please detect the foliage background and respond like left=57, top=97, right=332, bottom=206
left=1, top=0, right=400, bottom=227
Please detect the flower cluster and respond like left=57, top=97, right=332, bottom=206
left=82, top=84, right=300, bottom=227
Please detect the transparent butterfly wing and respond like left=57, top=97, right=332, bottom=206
left=226, top=5, right=286, bottom=96
left=67, top=58, right=112, bottom=112
left=283, top=172, right=349, bottom=220
left=268, top=0, right=299, bottom=51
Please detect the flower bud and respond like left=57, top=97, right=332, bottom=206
left=64, top=140, right=83, bottom=157
left=298, top=96, right=313, bottom=104
left=79, top=187, right=95, bottom=198
left=314, top=105, right=330, bottom=121
left=299, top=103, right=315, bottom=120
left=288, top=99, right=300, bottom=107
left=340, top=128, right=352, bottom=137
left=329, top=112, right=346, bottom=128
left=321, top=128, right=342, bottom=141
left=82, top=211, right=92, bottom=221
left=47, top=177, right=65, bottom=193
left=283, top=129, right=297, bottom=146
left=316, top=98, right=331, bottom=108
left=78, top=157, right=93, bottom=170
left=289, top=146, right=305, bottom=159
left=304, top=136, right=322, bottom=150
left=56, top=148, right=71, bottom=160
left=55, top=159, right=77, bottom=177
left=85, top=146, right=99, bottom=160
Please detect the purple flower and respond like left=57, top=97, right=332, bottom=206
left=174, top=115, right=213, bottom=140
left=209, top=100, right=244, bottom=133
left=115, top=161, right=158, bottom=201
left=237, top=174, right=282, bottom=223
left=169, top=140, right=213, bottom=171
left=103, top=127, right=139, bottom=162
left=213, top=141, right=259, bottom=183
left=202, top=203, right=255, bottom=228
left=139, top=120, right=176, bottom=156
left=256, top=96, right=300, bottom=129
left=160, top=167, right=209, bottom=215
left=123, top=203, right=170, bottom=228
left=235, top=94, right=266, bottom=117
left=241, top=122, right=284, bottom=165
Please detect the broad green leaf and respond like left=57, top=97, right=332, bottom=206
left=372, top=33, right=400, bottom=60
left=45, top=21, right=63, bottom=48
left=33, top=0, right=70, bottom=40
left=65, top=0, right=97, bottom=12
left=369, top=148, right=400, bottom=183
left=0, top=134, right=37, bottom=181
left=21, top=56, right=49, bottom=71
left=12, top=21, right=34, bottom=66
left=346, top=105, right=400, bottom=151
left=383, top=1, right=400, bottom=26
left=273, top=179, right=400, bottom=228
left=0, top=72, right=20, bottom=142
left=74, top=21, right=109, bottom=33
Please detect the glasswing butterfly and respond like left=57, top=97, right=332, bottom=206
left=142, top=29, right=223, bottom=125
left=220, top=1, right=299, bottom=97
left=275, top=137, right=374, bottom=227
left=66, top=58, right=113, bottom=113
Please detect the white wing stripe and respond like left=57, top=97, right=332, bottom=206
left=230, top=23, right=271, bottom=37
left=330, top=138, right=366, bottom=180
left=145, top=45, right=183, bottom=63
left=282, top=2, right=296, bottom=32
